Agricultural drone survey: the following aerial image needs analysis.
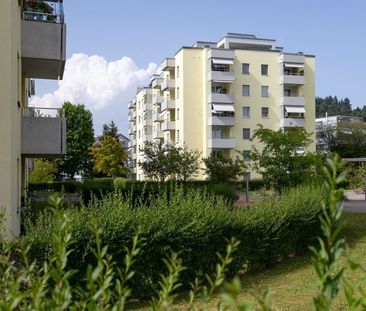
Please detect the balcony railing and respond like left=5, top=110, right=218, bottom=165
left=162, top=120, right=175, bottom=131
left=208, top=138, right=236, bottom=149
left=280, top=117, right=305, bottom=128
left=280, top=96, right=305, bottom=106
left=23, top=0, right=64, bottom=24
left=208, top=92, right=235, bottom=104
left=208, top=116, right=236, bottom=126
left=161, top=79, right=175, bottom=91
left=161, top=99, right=175, bottom=111
left=21, top=107, right=66, bottom=157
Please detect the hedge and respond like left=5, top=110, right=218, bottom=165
left=23, top=184, right=324, bottom=298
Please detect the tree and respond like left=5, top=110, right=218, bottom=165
left=28, top=159, right=57, bottom=183
left=203, top=152, right=246, bottom=184
left=316, top=123, right=338, bottom=154
left=102, top=121, right=118, bottom=138
left=334, top=121, right=366, bottom=158
left=90, top=135, right=128, bottom=178
left=316, top=96, right=352, bottom=118
left=251, top=125, right=317, bottom=193
left=139, top=142, right=201, bottom=182
left=56, top=102, right=95, bottom=179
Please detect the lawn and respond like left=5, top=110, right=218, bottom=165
left=135, top=212, right=366, bottom=310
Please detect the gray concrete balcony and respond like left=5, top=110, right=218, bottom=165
left=208, top=138, right=236, bottom=149
left=162, top=120, right=175, bottom=131
left=161, top=99, right=176, bottom=111
left=279, top=53, right=305, bottom=64
left=132, top=111, right=137, bottom=119
left=208, top=116, right=236, bottom=126
left=152, top=110, right=164, bottom=122
left=142, top=134, right=152, bottom=142
left=280, top=96, right=305, bottom=106
left=160, top=58, right=175, bottom=71
left=207, top=49, right=235, bottom=60
left=142, top=119, right=152, bottom=127
left=161, top=78, right=175, bottom=91
left=208, top=71, right=235, bottom=83
left=208, top=92, right=235, bottom=104
left=280, top=118, right=305, bottom=128
left=280, top=74, right=305, bottom=85
left=153, top=128, right=164, bottom=139
left=21, top=107, right=66, bottom=158
left=152, top=95, right=164, bottom=105
left=150, top=74, right=163, bottom=88
left=21, top=1, right=66, bottom=79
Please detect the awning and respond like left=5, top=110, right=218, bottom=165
left=212, top=104, right=235, bottom=112
left=284, top=62, right=304, bottom=68
left=285, top=106, right=305, bottom=113
left=212, top=58, right=234, bottom=65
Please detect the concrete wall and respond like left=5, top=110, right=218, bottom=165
left=0, top=0, right=23, bottom=238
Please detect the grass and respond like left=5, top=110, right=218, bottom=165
left=135, top=212, right=366, bottom=310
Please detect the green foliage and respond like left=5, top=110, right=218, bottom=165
left=102, top=120, right=118, bottom=138
left=203, top=152, right=246, bottom=183
left=335, top=121, right=366, bottom=158
left=28, top=159, right=57, bottom=183
left=23, top=184, right=323, bottom=298
left=57, top=102, right=95, bottom=179
left=316, top=96, right=352, bottom=118
left=251, top=125, right=319, bottom=193
left=346, top=163, right=366, bottom=191
left=139, top=141, right=201, bottom=182
left=90, top=135, right=128, bottom=178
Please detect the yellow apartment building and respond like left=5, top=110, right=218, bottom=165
left=0, top=0, right=66, bottom=238
left=128, top=33, right=315, bottom=180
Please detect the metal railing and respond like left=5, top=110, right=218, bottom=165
left=23, top=0, right=64, bottom=24
left=22, top=107, right=64, bottom=118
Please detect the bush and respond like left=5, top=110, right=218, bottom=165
left=23, top=184, right=323, bottom=298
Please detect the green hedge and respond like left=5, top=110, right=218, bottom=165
left=23, top=184, right=324, bottom=298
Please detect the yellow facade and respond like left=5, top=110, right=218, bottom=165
left=0, top=0, right=66, bottom=238
left=128, top=33, right=315, bottom=181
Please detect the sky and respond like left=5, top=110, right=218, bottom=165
left=31, top=0, right=366, bottom=136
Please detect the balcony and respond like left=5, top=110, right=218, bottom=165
left=153, top=129, right=164, bottom=139
left=161, top=78, right=175, bottom=91
left=279, top=53, right=305, bottom=64
left=208, top=138, right=236, bottom=149
left=280, top=74, right=305, bottom=85
left=208, top=92, right=235, bottom=104
left=208, top=71, right=235, bottom=83
left=208, top=116, right=235, bottom=127
left=142, top=134, right=152, bottom=142
left=280, top=96, right=305, bottom=106
left=150, top=74, right=163, bottom=88
left=142, top=119, right=152, bottom=127
left=152, top=95, right=163, bottom=105
left=161, top=99, right=176, bottom=111
left=162, top=120, right=175, bottom=131
left=280, top=118, right=305, bottom=128
left=21, top=1, right=66, bottom=79
left=21, top=107, right=66, bottom=158
left=160, top=58, right=175, bottom=71
left=132, top=110, right=137, bottom=119
left=207, top=49, right=235, bottom=60
left=133, top=125, right=136, bottom=132
left=152, top=110, right=163, bottom=122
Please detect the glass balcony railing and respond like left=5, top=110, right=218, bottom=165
left=23, top=0, right=64, bottom=24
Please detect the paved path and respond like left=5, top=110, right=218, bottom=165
left=342, top=191, right=366, bottom=213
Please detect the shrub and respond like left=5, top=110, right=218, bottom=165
left=23, top=184, right=323, bottom=298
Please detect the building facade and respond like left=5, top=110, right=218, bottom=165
left=128, top=33, right=315, bottom=180
left=0, top=0, right=66, bottom=238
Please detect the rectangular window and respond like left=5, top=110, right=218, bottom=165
left=261, top=86, right=269, bottom=97
left=177, top=108, right=179, bottom=120
left=242, top=106, right=250, bottom=118
left=242, top=63, right=250, bottom=74
left=261, top=107, right=269, bottom=118
left=242, top=150, right=251, bottom=162
left=176, top=87, right=179, bottom=99
left=261, top=64, right=269, bottom=75
left=176, top=66, right=179, bottom=78
left=242, top=85, right=250, bottom=97
left=177, top=130, right=180, bottom=141
left=243, top=128, right=250, bottom=140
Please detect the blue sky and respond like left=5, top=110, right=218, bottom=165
left=33, top=0, right=366, bottom=135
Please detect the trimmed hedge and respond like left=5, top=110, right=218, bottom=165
left=23, top=184, right=324, bottom=298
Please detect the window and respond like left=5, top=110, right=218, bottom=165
left=242, top=85, right=250, bottom=97
left=242, top=63, right=250, bottom=74
left=177, top=130, right=180, bottom=141
left=177, top=108, right=179, bottom=120
left=261, top=86, right=269, bottom=97
left=176, top=87, right=179, bottom=99
left=261, top=64, right=269, bottom=75
left=284, top=88, right=291, bottom=96
left=243, top=128, right=250, bottom=140
left=242, top=150, right=251, bottom=162
left=242, top=106, right=250, bottom=118
left=261, top=107, right=269, bottom=118
left=176, top=66, right=179, bottom=78
left=138, top=130, right=141, bottom=138
left=212, top=128, right=222, bottom=139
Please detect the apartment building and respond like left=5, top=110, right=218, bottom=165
left=128, top=33, right=315, bottom=180
left=0, top=0, right=66, bottom=238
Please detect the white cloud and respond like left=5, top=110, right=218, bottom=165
left=30, top=53, right=157, bottom=112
